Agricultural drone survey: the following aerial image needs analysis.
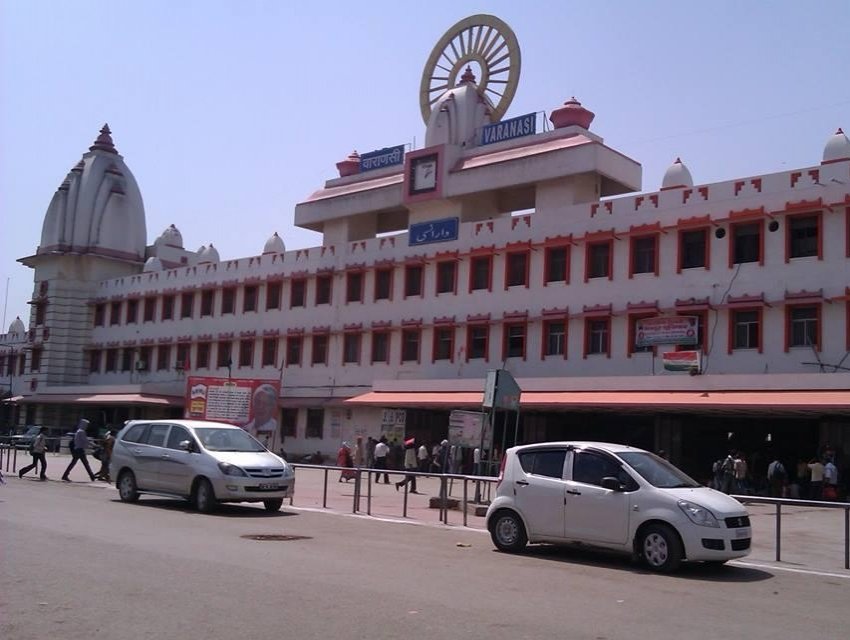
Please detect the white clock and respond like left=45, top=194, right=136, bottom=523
left=411, top=155, right=438, bottom=194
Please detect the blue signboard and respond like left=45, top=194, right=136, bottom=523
left=408, top=217, right=459, bottom=247
left=480, top=112, right=537, bottom=146
left=360, top=144, right=405, bottom=172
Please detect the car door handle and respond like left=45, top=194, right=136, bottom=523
left=515, top=480, right=529, bottom=486
left=566, top=489, right=582, bottom=495
left=161, top=454, right=170, bottom=459
left=132, top=448, right=142, bottom=454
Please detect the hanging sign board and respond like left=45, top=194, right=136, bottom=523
left=636, top=316, right=698, bottom=347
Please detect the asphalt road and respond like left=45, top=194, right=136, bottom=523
left=2, top=478, right=848, bottom=640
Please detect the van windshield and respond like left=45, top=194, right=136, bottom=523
left=195, top=427, right=265, bottom=452
left=617, top=452, right=700, bottom=489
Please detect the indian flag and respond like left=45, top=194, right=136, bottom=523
left=662, top=351, right=701, bottom=372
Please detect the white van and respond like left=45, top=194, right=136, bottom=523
left=485, top=441, right=751, bottom=571
left=111, top=419, right=295, bottom=513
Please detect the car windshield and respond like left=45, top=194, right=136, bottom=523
left=618, top=452, right=700, bottom=489
left=194, top=427, right=266, bottom=452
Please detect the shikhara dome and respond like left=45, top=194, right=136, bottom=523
left=38, top=125, right=147, bottom=262
left=8, top=316, right=25, bottom=335
left=823, top=128, right=850, bottom=164
left=661, top=158, right=694, bottom=190
left=198, top=244, right=220, bottom=263
left=263, top=232, right=286, bottom=254
left=155, top=224, right=184, bottom=249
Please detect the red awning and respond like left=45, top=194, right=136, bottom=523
left=12, top=393, right=182, bottom=406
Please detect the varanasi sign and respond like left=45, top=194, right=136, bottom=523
left=408, top=217, right=459, bottom=246
left=359, top=144, right=405, bottom=172
left=481, top=112, right=536, bottom=146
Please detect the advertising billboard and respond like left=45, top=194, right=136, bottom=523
left=635, top=316, right=698, bottom=347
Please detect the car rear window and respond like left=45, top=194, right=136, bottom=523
left=518, top=449, right=566, bottom=479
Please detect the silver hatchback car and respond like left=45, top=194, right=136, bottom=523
left=111, top=419, right=295, bottom=512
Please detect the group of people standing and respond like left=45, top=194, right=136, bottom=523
left=712, top=448, right=842, bottom=500
left=18, top=419, right=116, bottom=483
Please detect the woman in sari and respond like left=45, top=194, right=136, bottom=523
left=337, top=442, right=356, bottom=482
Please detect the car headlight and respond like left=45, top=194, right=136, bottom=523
left=217, top=462, right=247, bottom=477
left=677, top=500, right=720, bottom=527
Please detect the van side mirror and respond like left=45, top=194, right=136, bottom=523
left=179, top=440, right=194, bottom=452
left=601, top=476, right=622, bottom=491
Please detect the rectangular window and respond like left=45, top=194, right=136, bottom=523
left=433, top=327, right=454, bottom=361
left=105, top=348, right=118, bottom=372
left=221, top=288, right=236, bottom=314
left=181, top=292, right=193, bottom=319
left=732, top=310, right=760, bottom=350
left=143, top=297, right=156, bottom=322
left=176, top=343, right=190, bottom=370
left=30, top=348, right=42, bottom=372
left=346, top=272, right=363, bottom=303
left=470, top=256, right=492, bottom=291
left=196, top=343, right=211, bottom=369
left=281, top=408, right=298, bottom=438
left=371, top=331, right=389, bottom=364
left=157, top=345, right=170, bottom=371
left=238, top=339, right=254, bottom=367
left=343, top=333, right=361, bottom=364
left=401, top=329, right=420, bottom=362
left=110, top=301, right=122, bottom=326
left=290, top=279, right=306, bottom=308
left=543, top=320, right=567, bottom=357
left=544, top=246, right=569, bottom=284
left=404, top=265, right=423, bottom=297
left=788, top=306, right=819, bottom=349
left=629, top=315, right=655, bottom=354
left=585, top=318, right=610, bottom=356
left=217, top=341, right=232, bottom=368
left=679, top=229, right=708, bottom=270
left=266, top=282, right=282, bottom=310
left=732, top=222, right=761, bottom=265
left=587, top=241, right=612, bottom=279
left=243, top=285, right=258, bottom=312
left=94, top=303, right=105, bottom=327
left=286, top=336, right=302, bottom=366
left=374, top=268, right=393, bottom=301
left=436, top=261, right=457, bottom=294
left=311, top=334, right=328, bottom=365
left=121, top=348, right=133, bottom=372
left=505, top=251, right=529, bottom=288
left=126, top=299, right=138, bottom=324
left=503, top=323, right=526, bottom=359
left=305, top=408, right=324, bottom=439
left=315, top=275, right=332, bottom=305
left=138, top=346, right=151, bottom=371
left=630, top=236, right=657, bottom=276
left=200, top=290, right=214, bottom=317
left=161, top=295, right=174, bottom=321
left=261, top=338, right=277, bottom=366
left=467, top=325, right=489, bottom=360
left=788, top=214, right=820, bottom=259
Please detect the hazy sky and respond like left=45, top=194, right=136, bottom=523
left=2, top=0, right=848, bottom=329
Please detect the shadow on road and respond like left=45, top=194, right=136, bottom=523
left=109, top=497, right=299, bottom=518
left=513, top=544, right=773, bottom=582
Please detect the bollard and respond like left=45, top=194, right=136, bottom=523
left=402, top=481, right=409, bottom=518
left=367, top=470, right=372, bottom=516
left=463, top=478, right=468, bottom=527
left=775, top=503, right=782, bottom=562
left=322, top=468, right=328, bottom=508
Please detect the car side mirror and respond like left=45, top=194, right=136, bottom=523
left=601, top=476, right=622, bottom=491
left=179, top=440, right=194, bottom=452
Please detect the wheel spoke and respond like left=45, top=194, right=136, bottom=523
left=485, top=40, right=507, bottom=63
left=449, top=38, right=462, bottom=62
left=485, top=87, right=504, bottom=99
left=428, top=84, right=448, bottom=94
left=472, top=25, right=484, bottom=54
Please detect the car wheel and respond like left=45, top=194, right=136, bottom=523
left=489, top=510, right=528, bottom=553
left=263, top=498, right=284, bottom=512
left=117, top=471, right=139, bottom=503
left=194, top=478, right=217, bottom=513
left=640, top=524, right=683, bottom=572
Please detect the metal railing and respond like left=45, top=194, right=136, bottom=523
left=733, top=495, right=850, bottom=569
left=290, top=463, right=499, bottom=527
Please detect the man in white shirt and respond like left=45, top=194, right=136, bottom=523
left=808, top=458, right=825, bottom=500
left=417, top=443, right=429, bottom=472
left=373, top=436, right=390, bottom=484
left=62, top=419, right=96, bottom=482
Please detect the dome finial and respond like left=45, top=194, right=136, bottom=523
left=89, top=123, right=117, bottom=154
left=460, top=66, right=476, bottom=85
left=822, top=127, right=850, bottom=164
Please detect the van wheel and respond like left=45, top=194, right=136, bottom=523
left=117, top=471, right=139, bottom=503
left=263, top=498, right=284, bottom=512
left=194, top=478, right=217, bottom=513
left=640, top=524, right=682, bottom=572
left=490, top=510, right=527, bottom=553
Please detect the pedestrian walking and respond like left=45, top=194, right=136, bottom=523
left=373, top=436, right=390, bottom=484
left=807, top=458, right=825, bottom=500
left=767, top=457, right=786, bottom=498
left=19, top=426, right=48, bottom=480
left=395, top=437, right=420, bottom=493
left=94, top=429, right=116, bottom=482
left=417, top=442, right=429, bottom=472
left=823, top=459, right=839, bottom=500
left=62, top=419, right=96, bottom=482
left=337, top=442, right=356, bottom=482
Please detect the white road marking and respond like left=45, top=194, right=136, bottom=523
left=730, top=560, right=850, bottom=579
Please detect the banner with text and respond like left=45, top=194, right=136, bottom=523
left=185, top=377, right=281, bottom=437
left=360, top=145, right=405, bottom=172
left=636, top=316, right=698, bottom=347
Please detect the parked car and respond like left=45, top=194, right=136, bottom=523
left=11, top=425, right=42, bottom=450
left=485, top=441, right=752, bottom=572
left=111, top=419, right=295, bottom=512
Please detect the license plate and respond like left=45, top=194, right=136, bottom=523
left=735, top=528, right=751, bottom=539
left=258, top=483, right=280, bottom=490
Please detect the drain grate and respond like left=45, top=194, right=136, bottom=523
left=241, top=534, right=311, bottom=541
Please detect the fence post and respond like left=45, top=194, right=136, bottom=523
left=322, top=468, right=328, bottom=508
left=463, top=478, right=468, bottom=527
left=844, top=507, right=849, bottom=570
left=367, top=470, right=372, bottom=516
left=402, top=481, right=409, bottom=518
left=775, top=503, right=781, bottom=562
